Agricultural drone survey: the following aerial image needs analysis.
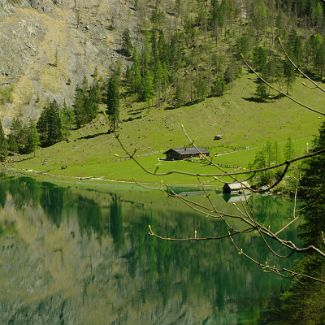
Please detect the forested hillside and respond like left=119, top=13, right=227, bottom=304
left=0, top=0, right=324, bottom=128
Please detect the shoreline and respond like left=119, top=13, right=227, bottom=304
left=2, top=166, right=221, bottom=193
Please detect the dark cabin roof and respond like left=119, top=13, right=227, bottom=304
left=164, top=147, right=209, bottom=155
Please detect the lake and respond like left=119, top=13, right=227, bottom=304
left=0, top=175, right=300, bottom=325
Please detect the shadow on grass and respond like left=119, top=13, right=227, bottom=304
left=243, top=93, right=285, bottom=103
left=302, top=70, right=325, bottom=83
left=243, top=97, right=269, bottom=103
left=13, top=156, right=34, bottom=163
left=122, top=116, right=142, bottom=123
left=165, top=99, right=203, bottom=110
left=77, top=131, right=108, bottom=140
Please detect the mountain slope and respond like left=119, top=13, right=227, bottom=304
left=0, top=0, right=177, bottom=127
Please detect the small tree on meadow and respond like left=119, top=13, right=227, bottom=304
left=26, top=121, right=40, bottom=157
left=37, top=101, right=62, bottom=147
left=107, top=69, right=121, bottom=132
left=284, top=136, right=295, bottom=161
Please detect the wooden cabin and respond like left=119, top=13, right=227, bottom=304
left=164, top=147, right=209, bottom=161
left=223, top=181, right=250, bottom=194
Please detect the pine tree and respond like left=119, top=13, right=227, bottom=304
left=194, top=71, right=209, bottom=101
left=211, top=76, right=225, bottom=97
left=0, top=119, right=7, bottom=162
left=121, top=28, right=133, bottom=57
left=284, top=136, right=295, bottom=160
left=86, top=85, right=99, bottom=121
left=107, top=69, right=120, bottom=132
left=299, top=121, right=325, bottom=246
left=47, top=100, right=62, bottom=146
left=273, top=141, right=280, bottom=165
left=60, top=101, right=75, bottom=140
left=174, top=78, right=185, bottom=108
left=25, top=121, right=40, bottom=157
left=250, top=0, right=268, bottom=36
left=253, top=46, right=268, bottom=75
left=256, top=77, right=268, bottom=100
left=128, top=49, right=142, bottom=95
left=37, top=101, right=62, bottom=147
left=36, top=109, right=49, bottom=147
left=8, top=117, right=23, bottom=153
left=141, top=70, right=154, bottom=103
left=74, top=87, right=85, bottom=128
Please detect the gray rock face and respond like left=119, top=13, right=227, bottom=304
left=0, top=0, right=170, bottom=127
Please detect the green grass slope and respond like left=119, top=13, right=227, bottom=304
left=11, top=74, right=323, bottom=185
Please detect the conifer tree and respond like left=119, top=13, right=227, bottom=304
left=174, top=78, right=184, bottom=108
left=256, top=78, right=268, bottom=101
left=284, top=136, right=295, bottom=160
left=37, top=101, right=62, bottom=147
left=47, top=100, right=62, bottom=146
left=60, top=101, right=75, bottom=140
left=107, top=69, right=120, bottom=132
left=8, top=117, right=23, bottom=153
left=121, top=28, right=133, bottom=57
left=141, top=70, right=154, bottom=103
left=86, top=85, right=99, bottom=121
left=74, top=86, right=87, bottom=128
left=211, top=76, right=225, bottom=97
left=128, top=49, right=142, bottom=94
left=26, top=121, right=40, bottom=157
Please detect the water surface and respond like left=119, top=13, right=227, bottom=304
left=0, top=176, right=299, bottom=324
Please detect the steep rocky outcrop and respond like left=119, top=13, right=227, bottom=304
left=0, top=0, right=175, bottom=128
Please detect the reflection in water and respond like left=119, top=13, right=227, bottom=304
left=0, top=176, right=299, bottom=324
left=110, top=194, right=124, bottom=250
left=77, top=196, right=104, bottom=239
left=40, top=182, right=65, bottom=227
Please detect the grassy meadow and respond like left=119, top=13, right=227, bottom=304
left=10, top=73, right=323, bottom=186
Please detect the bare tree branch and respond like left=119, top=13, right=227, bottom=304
left=148, top=225, right=255, bottom=241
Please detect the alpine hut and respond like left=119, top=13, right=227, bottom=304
left=164, top=147, right=209, bottom=161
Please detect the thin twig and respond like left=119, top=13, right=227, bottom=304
left=148, top=225, right=255, bottom=241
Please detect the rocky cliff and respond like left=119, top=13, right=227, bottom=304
left=0, top=0, right=176, bottom=128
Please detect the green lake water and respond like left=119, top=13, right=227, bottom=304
left=0, top=175, right=300, bottom=324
